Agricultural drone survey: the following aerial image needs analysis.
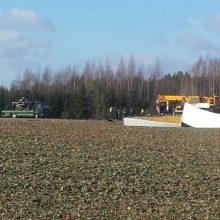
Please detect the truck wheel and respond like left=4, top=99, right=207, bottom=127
left=35, top=113, right=39, bottom=119
left=12, top=113, right=16, bottom=118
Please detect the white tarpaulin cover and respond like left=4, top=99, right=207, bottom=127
left=181, top=103, right=220, bottom=128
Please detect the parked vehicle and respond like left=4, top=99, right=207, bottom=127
left=156, top=95, right=219, bottom=115
left=156, top=95, right=200, bottom=114
left=1, top=97, right=50, bottom=118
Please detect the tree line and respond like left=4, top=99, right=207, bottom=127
left=0, top=55, right=220, bottom=119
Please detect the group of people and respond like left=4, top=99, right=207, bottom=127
left=109, top=106, right=145, bottom=120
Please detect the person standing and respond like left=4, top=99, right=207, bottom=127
left=117, top=109, right=121, bottom=119
left=155, top=100, right=160, bottom=116
left=122, top=108, right=126, bottom=118
left=141, top=108, right=144, bottom=116
left=129, top=107, right=133, bottom=116
left=109, top=106, right=113, bottom=120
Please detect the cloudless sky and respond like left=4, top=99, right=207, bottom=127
left=1, top=0, right=220, bottom=87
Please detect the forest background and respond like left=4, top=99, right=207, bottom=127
left=0, top=55, right=219, bottom=119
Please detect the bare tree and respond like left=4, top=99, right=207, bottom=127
left=116, top=57, right=126, bottom=97
left=127, top=55, right=136, bottom=95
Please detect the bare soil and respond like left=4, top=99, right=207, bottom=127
left=0, top=119, right=220, bottom=219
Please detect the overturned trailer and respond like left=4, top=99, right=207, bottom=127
left=181, top=103, right=220, bottom=128
left=124, top=103, right=220, bottom=128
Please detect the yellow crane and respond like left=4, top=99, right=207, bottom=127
left=156, top=95, right=200, bottom=114
left=156, top=95, right=219, bottom=114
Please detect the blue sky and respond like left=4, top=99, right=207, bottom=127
left=1, top=0, right=220, bottom=87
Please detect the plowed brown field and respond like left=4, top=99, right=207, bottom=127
left=1, top=119, right=220, bottom=219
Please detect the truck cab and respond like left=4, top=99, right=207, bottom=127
left=34, top=102, right=50, bottom=118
